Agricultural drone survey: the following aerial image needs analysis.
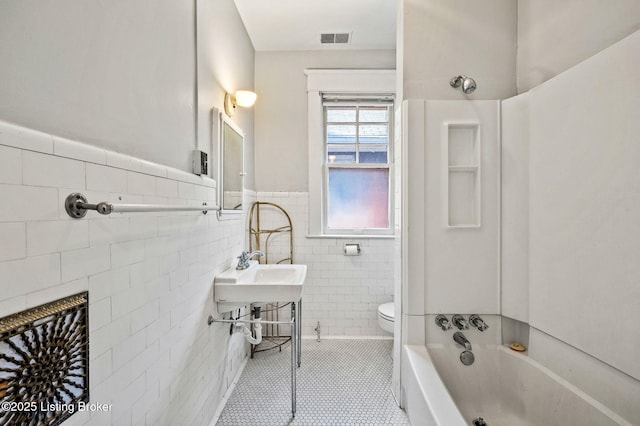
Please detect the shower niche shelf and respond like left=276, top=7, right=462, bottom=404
left=444, top=122, right=481, bottom=228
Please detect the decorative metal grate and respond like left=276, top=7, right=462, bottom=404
left=0, top=292, right=89, bottom=426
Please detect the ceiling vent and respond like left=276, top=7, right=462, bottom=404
left=320, top=33, right=351, bottom=44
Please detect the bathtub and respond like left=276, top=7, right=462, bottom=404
left=402, top=344, right=630, bottom=426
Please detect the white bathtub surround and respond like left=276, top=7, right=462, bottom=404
left=254, top=192, right=395, bottom=337
left=404, top=344, right=630, bottom=426
left=0, top=120, right=254, bottom=425
left=527, top=30, right=640, bottom=381
left=401, top=99, right=501, bottom=351
left=500, top=93, right=530, bottom=324
left=402, top=30, right=640, bottom=426
left=499, top=30, right=640, bottom=421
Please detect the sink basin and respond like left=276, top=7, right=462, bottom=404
left=214, top=261, right=307, bottom=311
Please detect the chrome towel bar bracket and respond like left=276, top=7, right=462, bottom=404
left=64, top=192, right=220, bottom=219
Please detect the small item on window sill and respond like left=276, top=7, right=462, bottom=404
left=344, top=243, right=361, bottom=256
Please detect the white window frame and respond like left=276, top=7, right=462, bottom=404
left=305, top=69, right=396, bottom=237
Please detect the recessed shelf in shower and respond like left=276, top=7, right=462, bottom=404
left=443, top=122, right=481, bottom=228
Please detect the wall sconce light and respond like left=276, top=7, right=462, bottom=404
left=224, top=90, right=257, bottom=116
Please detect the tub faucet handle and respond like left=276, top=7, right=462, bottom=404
left=452, top=314, right=469, bottom=330
left=435, top=314, right=452, bottom=331
left=469, top=314, right=489, bottom=332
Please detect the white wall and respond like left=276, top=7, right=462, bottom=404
left=254, top=50, right=395, bottom=192
left=0, top=123, right=253, bottom=425
left=401, top=0, right=517, bottom=100
left=0, top=0, right=193, bottom=171
left=253, top=50, right=398, bottom=339
left=196, top=0, right=256, bottom=190
left=0, top=0, right=255, bottom=177
left=517, top=0, right=640, bottom=92
left=0, top=1, right=256, bottom=425
left=399, top=0, right=514, bottom=353
left=528, top=30, right=640, bottom=381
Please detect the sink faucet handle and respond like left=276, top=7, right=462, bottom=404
left=452, top=314, right=469, bottom=330
left=236, top=250, right=264, bottom=270
left=236, top=251, right=251, bottom=270
left=435, top=314, right=452, bottom=331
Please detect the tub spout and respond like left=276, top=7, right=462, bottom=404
left=453, top=331, right=472, bottom=351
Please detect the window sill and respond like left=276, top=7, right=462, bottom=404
left=305, top=234, right=396, bottom=240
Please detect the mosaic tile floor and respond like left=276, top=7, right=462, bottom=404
left=216, top=339, right=411, bottom=426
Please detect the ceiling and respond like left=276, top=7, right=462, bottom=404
left=233, top=0, right=397, bottom=51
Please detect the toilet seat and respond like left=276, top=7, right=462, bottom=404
left=377, top=302, right=395, bottom=335
left=378, top=302, right=394, bottom=321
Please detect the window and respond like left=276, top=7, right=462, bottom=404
left=323, top=98, right=393, bottom=233
left=306, top=69, right=395, bottom=237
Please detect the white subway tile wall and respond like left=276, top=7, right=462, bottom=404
left=0, top=120, right=252, bottom=426
left=255, top=192, right=395, bottom=337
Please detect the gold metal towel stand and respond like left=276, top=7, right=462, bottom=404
left=248, top=201, right=294, bottom=357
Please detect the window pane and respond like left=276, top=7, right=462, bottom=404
left=359, top=124, right=388, bottom=144
left=327, top=145, right=356, bottom=163
left=327, top=108, right=356, bottom=122
left=327, top=168, right=389, bottom=229
left=359, top=145, right=388, bottom=163
left=359, top=107, right=388, bottom=122
left=327, top=125, right=356, bottom=144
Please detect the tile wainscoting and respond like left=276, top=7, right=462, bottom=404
left=0, top=120, right=253, bottom=425
left=254, top=192, right=395, bottom=337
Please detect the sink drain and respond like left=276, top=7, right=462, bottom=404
left=472, top=417, right=487, bottom=426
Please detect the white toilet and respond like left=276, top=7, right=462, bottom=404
left=377, top=302, right=395, bottom=335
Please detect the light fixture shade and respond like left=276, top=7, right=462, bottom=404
left=234, top=90, right=257, bottom=107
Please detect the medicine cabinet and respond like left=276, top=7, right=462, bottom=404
left=218, top=113, right=244, bottom=215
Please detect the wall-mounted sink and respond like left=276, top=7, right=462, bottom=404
left=214, top=261, right=307, bottom=312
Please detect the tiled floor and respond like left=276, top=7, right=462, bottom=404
left=216, top=339, right=411, bottom=426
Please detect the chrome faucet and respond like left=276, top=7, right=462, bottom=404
left=453, top=331, right=472, bottom=351
left=452, top=314, right=469, bottom=330
left=469, top=314, right=489, bottom=332
left=236, top=250, right=265, bottom=270
left=435, top=314, right=452, bottom=331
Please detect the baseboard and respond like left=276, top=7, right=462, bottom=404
left=209, top=355, right=249, bottom=426
left=302, top=335, right=393, bottom=340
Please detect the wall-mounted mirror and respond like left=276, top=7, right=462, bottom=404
left=219, top=113, right=244, bottom=214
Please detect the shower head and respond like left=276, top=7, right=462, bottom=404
left=450, top=75, right=477, bottom=94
